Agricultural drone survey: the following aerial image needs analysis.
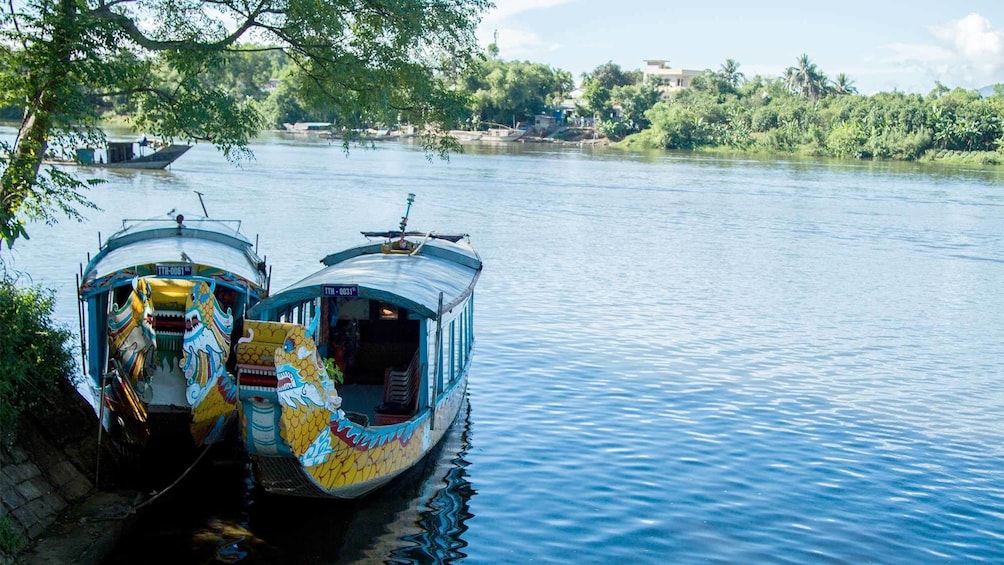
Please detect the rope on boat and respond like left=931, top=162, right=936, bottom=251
left=94, top=361, right=217, bottom=521
left=97, top=440, right=215, bottom=521
left=409, top=231, right=434, bottom=256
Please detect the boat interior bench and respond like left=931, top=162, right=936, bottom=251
left=373, top=350, right=419, bottom=425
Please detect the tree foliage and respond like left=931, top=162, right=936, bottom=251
left=0, top=0, right=490, bottom=247
left=580, top=61, right=639, bottom=119
left=631, top=59, right=1004, bottom=163
left=460, top=58, right=572, bottom=128
left=595, top=80, right=661, bottom=140
left=785, top=54, right=828, bottom=100
left=0, top=276, right=75, bottom=442
left=720, top=59, right=744, bottom=90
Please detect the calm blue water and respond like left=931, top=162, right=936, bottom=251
left=7, top=134, right=1004, bottom=563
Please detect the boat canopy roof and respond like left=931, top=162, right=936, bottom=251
left=252, top=237, right=481, bottom=320
left=80, top=213, right=266, bottom=297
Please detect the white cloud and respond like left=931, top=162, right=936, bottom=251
left=482, top=0, right=574, bottom=22
left=930, top=13, right=1003, bottom=66
left=487, top=27, right=561, bottom=59
left=883, top=42, right=956, bottom=64
left=475, top=0, right=571, bottom=61
left=881, top=13, right=1004, bottom=90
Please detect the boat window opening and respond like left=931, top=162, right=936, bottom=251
left=111, top=284, right=133, bottom=309
left=467, top=303, right=473, bottom=353
left=450, top=322, right=457, bottom=384
left=279, top=304, right=301, bottom=324
left=441, top=325, right=452, bottom=392
left=306, top=298, right=320, bottom=338
left=459, top=312, right=467, bottom=368
left=456, top=316, right=465, bottom=378
left=327, top=297, right=420, bottom=425
left=212, top=285, right=239, bottom=315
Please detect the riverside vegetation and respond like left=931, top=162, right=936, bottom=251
left=78, top=48, right=1004, bottom=167
left=27, top=49, right=1004, bottom=168
left=0, top=271, right=77, bottom=556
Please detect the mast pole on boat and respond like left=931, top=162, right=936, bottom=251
left=195, top=190, right=209, bottom=217
left=76, top=272, right=87, bottom=377
left=95, top=364, right=113, bottom=486
left=399, top=193, right=416, bottom=241
left=431, top=291, right=443, bottom=430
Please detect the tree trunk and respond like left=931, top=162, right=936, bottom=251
left=0, top=0, right=75, bottom=246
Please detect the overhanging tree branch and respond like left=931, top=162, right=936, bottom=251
left=88, top=1, right=263, bottom=51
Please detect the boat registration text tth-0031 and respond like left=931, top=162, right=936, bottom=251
left=323, top=285, right=358, bottom=297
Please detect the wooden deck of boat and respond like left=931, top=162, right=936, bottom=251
left=337, top=383, right=384, bottom=426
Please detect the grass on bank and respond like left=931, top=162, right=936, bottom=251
left=0, top=515, right=22, bottom=556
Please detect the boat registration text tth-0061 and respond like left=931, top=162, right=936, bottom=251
left=156, top=264, right=193, bottom=277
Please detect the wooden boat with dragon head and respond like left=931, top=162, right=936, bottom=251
left=235, top=194, right=482, bottom=498
left=77, top=198, right=270, bottom=457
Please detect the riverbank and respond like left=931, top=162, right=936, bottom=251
left=0, top=378, right=139, bottom=564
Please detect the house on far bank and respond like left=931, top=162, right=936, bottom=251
left=643, top=60, right=702, bottom=98
left=532, top=114, right=558, bottom=135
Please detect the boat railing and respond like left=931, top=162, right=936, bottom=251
left=118, top=216, right=243, bottom=232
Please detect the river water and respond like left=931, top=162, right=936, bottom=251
left=6, top=134, right=1004, bottom=563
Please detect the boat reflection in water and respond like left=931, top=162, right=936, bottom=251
left=338, top=398, right=476, bottom=563
left=211, top=398, right=477, bottom=563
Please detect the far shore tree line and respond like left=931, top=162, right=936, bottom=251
left=12, top=44, right=998, bottom=168
left=8, top=44, right=1003, bottom=170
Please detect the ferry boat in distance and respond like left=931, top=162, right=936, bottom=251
left=48, top=138, right=191, bottom=169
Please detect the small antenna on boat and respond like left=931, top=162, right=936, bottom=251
left=399, top=193, right=416, bottom=239
left=194, top=190, right=209, bottom=217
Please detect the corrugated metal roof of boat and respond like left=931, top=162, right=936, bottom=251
left=256, top=245, right=481, bottom=319
left=81, top=237, right=265, bottom=289
left=320, top=234, right=481, bottom=270
left=80, top=212, right=266, bottom=293
left=104, top=213, right=252, bottom=252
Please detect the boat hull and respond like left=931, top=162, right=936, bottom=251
left=237, top=320, right=470, bottom=499
left=48, top=143, right=191, bottom=169
left=94, top=144, right=191, bottom=169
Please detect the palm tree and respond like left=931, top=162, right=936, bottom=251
left=832, top=73, right=858, bottom=95
left=784, top=54, right=827, bottom=100
left=719, top=59, right=745, bottom=89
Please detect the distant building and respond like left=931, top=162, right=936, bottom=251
left=262, top=78, right=280, bottom=92
left=642, top=60, right=702, bottom=98
left=532, top=114, right=558, bottom=135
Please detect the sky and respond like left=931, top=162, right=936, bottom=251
left=475, top=1, right=1004, bottom=95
